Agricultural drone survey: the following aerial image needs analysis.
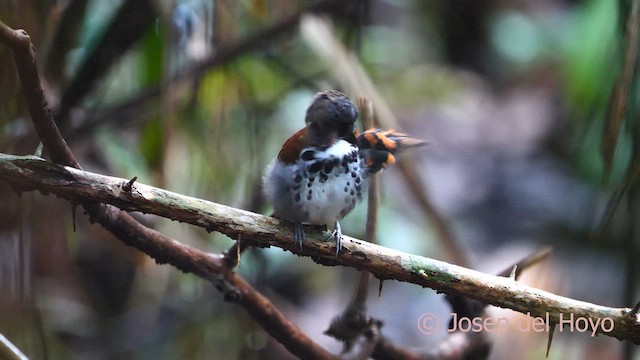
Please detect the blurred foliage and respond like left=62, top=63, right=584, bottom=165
left=0, top=0, right=639, bottom=359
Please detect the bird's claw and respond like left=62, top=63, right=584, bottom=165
left=294, top=222, right=305, bottom=250
left=327, top=221, right=343, bottom=256
left=295, top=221, right=342, bottom=256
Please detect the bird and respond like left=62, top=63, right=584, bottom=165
left=263, top=90, right=424, bottom=255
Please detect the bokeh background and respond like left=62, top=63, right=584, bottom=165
left=1, top=0, right=638, bottom=359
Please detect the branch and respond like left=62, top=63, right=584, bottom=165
left=0, top=21, right=80, bottom=168
left=1, top=153, right=638, bottom=345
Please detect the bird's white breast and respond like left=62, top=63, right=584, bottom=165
left=263, top=140, right=366, bottom=225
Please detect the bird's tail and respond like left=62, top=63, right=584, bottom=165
left=356, top=129, right=426, bottom=174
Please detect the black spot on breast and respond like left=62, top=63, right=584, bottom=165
left=344, top=186, right=348, bottom=192
left=307, top=162, right=322, bottom=173
left=307, top=182, right=313, bottom=188
left=295, top=193, right=301, bottom=202
left=294, top=174, right=302, bottom=183
left=307, top=193, right=312, bottom=200
left=308, top=189, right=313, bottom=196
left=323, top=158, right=338, bottom=174
left=351, top=172, right=357, bottom=178
left=350, top=189, right=355, bottom=196
left=319, top=173, right=329, bottom=183
left=301, top=150, right=315, bottom=161
left=355, top=176, right=362, bottom=184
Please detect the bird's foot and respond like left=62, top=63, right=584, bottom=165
left=327, top=221, right=343, bottom=256
left=294, top=222, right=305, bottom=250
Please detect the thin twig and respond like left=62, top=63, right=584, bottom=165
left=325, top=97, right=380, bottom=353
left=601, top=0, right=640, bottom=180
left=354, top=96, right=377, bottom=305
left=547, top=323, right=557, bottom=357
left=592, top=155, right=640, bottom=240
left=496, top=246, right=552, bottom=280
left=0, top=333, right=28, bottom=360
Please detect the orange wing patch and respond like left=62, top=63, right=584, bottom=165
left=357, top=128, right=425, bottom=173
left=378, top=130, right=399, bottom=151
left=385, top=153, right=396, bottom=166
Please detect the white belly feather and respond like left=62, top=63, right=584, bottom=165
left=263, top=140, right=365, bottom=225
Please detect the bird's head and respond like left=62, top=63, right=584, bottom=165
left=305, top=90, right=358, bottom=147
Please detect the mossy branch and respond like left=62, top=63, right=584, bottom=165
left=0, top=153, right=638, bottom=345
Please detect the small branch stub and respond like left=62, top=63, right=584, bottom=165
left=631, top=300, right=640, bottom=316
left=546, top=322, right=557, bottom=357
left=122, top=176, right=138, bottom=192
left=509, top=265, right=518, bottom=281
